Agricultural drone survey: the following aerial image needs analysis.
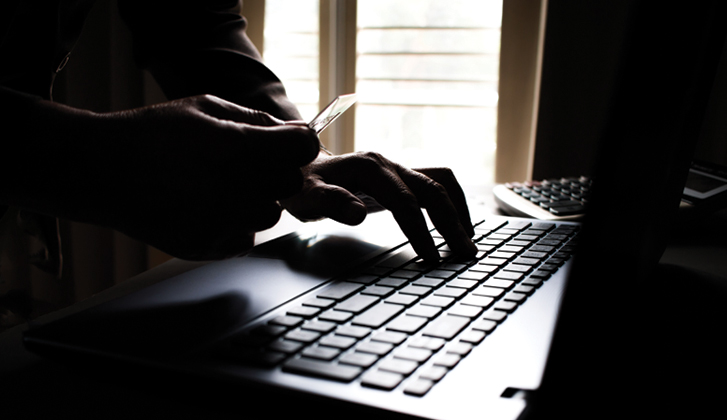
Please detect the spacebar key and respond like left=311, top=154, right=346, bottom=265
left=283, top=358, right=362, bottom=382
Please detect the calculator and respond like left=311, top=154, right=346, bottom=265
left=493, top=176, right=591, bottom=221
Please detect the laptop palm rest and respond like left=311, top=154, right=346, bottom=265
left=25, top=215, right=408, bottom=362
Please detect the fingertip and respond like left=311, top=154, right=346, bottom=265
left=339, top=200, right=367, bottom=225
left=282, top=124, right=320, bottom=165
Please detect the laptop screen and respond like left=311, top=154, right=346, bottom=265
left=531, top=1, right=727, bottom=417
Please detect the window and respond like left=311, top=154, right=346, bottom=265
left=262, top=0, right=502, bottom=187
left=263, top=0, right=320, bottom=121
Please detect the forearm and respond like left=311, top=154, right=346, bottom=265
left=0, top=86, right=118, bottom=220
left=118, top=0, right=302, bottom=121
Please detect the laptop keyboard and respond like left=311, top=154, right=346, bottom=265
left=226, top=218, right=579, bottom=396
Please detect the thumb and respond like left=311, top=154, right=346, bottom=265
left=285, top=181, right=368, bottom=225
left=244, top=124, right=321, bottom=167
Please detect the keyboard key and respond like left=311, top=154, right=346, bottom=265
left=530, top=270, right=551, bottom=280
left=356, top=341, right=394, bottom=356
left=480, top=257, right=508, bottom=267
left=301, top=320, right=337, bottom=333
left=361, top=285, right=395, bottom=297
left=432, top=353, right=461, bottom=368
left=433, top=287, right=467, bottom=299
left=371, top=331, right=408, bottom=345
left=378, top=246, right=418, bottom=268
left=336, top=294, right=379, bottom=314
left=269, top=315, right=304, bottom=328
left=504, top=292, right=528, bottom=303
left=514, top=285, right=535, bottom=295
left=420, top=295, right=455, bottom=308
left=419, top=366, right=448, bottom=382
left=301, top=346, right=340, bottom=361
left=425, top=270, right=457, bottom=280
left=440, top=263, right=468, bottom=272
left=377, top=277, right=408, bottom=288
left=406, top=304, right=442, bottom=319
left=386, top=315, right=428, bottom=334
left=318, top=282, right=364, bottom=301
left=318, top=310, right=353, bottom=323
left=482, top=279, right=515, bottom=289
left=361, top=370, right=404, bottom=390
left=512, top=257, right=540, bottom=266
left=473, top=285, right=504, bottom=298
left=521, top=251, right=548, bottom=259
left=494, top=301, right=518, bottom=313
left=318, top=335, right=357, bottom=350
left=352, top=303, right=404, bottom=328
left=447, top=342, right=473, bottom=356
left=421, top=315, right=470, bottom=340
left=384, top=293, right=419, bottom=306
left=503, top=263, right=532, bottom=273
left=457, top=271, right=489, bottom=281
left=284, top=329, right=320, bottom=343
left=404, top=379, right=435, bottom=396
left=447, top=279, right=478, bottom=290
left=389, top=269, right=420, bottom=280
left=413, top=277, right=445, bottom=288
left=336, top=325, right=371, bottom=339
left=521, top=277, right=544, bottom=287
left=460, top=295, right=495, bottom=308
left=469, top=264, right=498, bottom=273
left=303, top=297, right=336, bottom=309
left=447, top=304, right=483, bottom=319
left=471, top=319, right=498, bottom=332
left=493, top=271, right=524, bottom=281
left=459, top=330, right=486, bottom=344
left=286, top=306, right=320, bottom=318
left=400, top=285, right=432, bottom=297
left=378, top=358, right=419, bottom=375
left=339, top=352, right=379, bottom=368
left=482, top=309, right=508, bottom=322
left=283, top=358, right=362, bottom=382
left=529, top=245, right=556, bottom=253
left=346, top=274, right=379, bottom=284
left=393, top=347, right=433, bottom=363
left=268, top=339, right=304, bottom=354
left=490, top=251, right=516, bottom=260
left=408, top=336, right=446, bottom=351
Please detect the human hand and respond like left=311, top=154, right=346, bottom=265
left=44, top=95, right=319, bottom=260
left=280, top=151, right=477, bottom=262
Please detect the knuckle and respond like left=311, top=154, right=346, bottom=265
left=354, top=151, right=389, bottom=171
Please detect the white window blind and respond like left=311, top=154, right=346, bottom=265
left=262, top=0, right=502, bottom=186
left=262, top=0, right=320, bottom=121
left=356, top=0, right=502, bottom=187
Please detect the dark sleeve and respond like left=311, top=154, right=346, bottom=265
left=117, top=0, right=302, bottom=120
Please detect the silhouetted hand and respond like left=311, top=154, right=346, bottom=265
left=22, top=95, right=319, bottom=260
left=280, top=151, right=477, bottom=262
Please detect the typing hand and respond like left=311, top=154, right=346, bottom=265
left=280, top=151, right=477, bottom=262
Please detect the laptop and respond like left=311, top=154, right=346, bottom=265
left=22, top=2, right=727, bottom=419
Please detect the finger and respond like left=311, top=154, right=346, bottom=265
left=237, top=199, right=284, bottom=232
left=241, top=124, right=320, bottom=167
left=354, top=162, right=440, bottom=261
left=285, top=178, right=368, bottom=225
left=197, top=95, right=285, bottom=127
left=398, top=167, right=477, bottom=259
left=414, top=167, right=475, bottom=237
left=249, top=166, right=304, bottom=200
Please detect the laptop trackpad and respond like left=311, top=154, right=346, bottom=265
left=27, top=221, right=404, bottom=362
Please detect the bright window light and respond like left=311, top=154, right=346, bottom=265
left=356, top=0, right=502, bottom=188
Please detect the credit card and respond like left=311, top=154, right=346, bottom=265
left=308, top=93, right=357, bottom=134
